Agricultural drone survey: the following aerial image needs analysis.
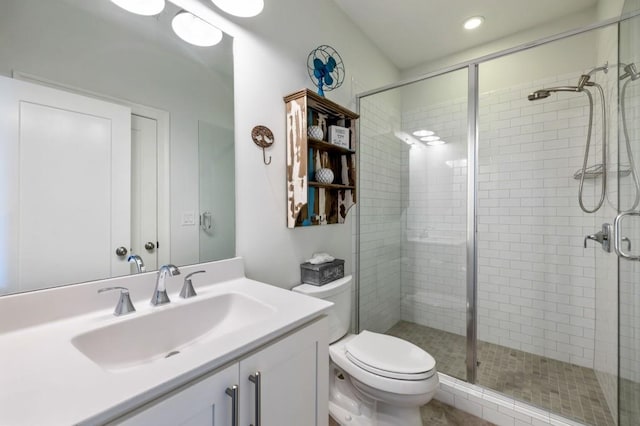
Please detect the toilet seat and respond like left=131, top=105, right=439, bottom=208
left=329, top=334, right=439, bottom=396
left=345, top=331, right=436, bottom=381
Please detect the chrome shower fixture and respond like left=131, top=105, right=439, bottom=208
left=526, top=64, right=609, bottom=214
left=620, top=62, right=640, bottom=81
left=527, top=86, right=581, bottom=101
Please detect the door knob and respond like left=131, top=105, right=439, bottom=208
left=115, top=246, right=128, bottom=257
left=144, top=242, right=155, bottom=251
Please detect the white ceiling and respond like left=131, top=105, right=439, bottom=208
left=332, top=0, right=599, bottom=70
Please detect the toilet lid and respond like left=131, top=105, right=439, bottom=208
left=345, top=331, right=436, bottom=381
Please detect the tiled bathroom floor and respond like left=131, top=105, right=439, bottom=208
left=387, top=321, right=615, bottom=426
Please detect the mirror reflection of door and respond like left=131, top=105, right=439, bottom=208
left=131, top=114, right=159, bottom=272
left=198, top=121, right=235, bottom=263
left=0, top=76, right=131, bottom=294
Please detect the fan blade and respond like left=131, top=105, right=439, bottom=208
left=314, top=69, right=323, bottom=79
left=313, top=58, right=325, bottom=70
left=326, top=56, right=336, bottom=72
left=325, top=74, right=333, bottom=85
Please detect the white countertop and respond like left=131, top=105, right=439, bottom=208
left=0, top=274, right=331, bottom=425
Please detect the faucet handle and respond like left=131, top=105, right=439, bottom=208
left=98, top=286, right=136, bottom=316
left=180, top=270, right=206, bottom=299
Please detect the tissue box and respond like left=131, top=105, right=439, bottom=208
left=328, top=125, right=350, bottom=149
left=300, top=259, right=345, bottom=286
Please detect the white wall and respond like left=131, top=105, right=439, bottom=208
left=216, top=0, right=399, bottom=287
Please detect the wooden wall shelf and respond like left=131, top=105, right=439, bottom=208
left=285, top=89, right=359, bottom=227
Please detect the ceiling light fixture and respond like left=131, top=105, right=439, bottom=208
left=172, top=11, right=223, bottom=47
left=110, top=0, right=165, bottom=16
left=211, top=0, right=264, bottom=17
left=420, top=135, right=440, bottom=142
left=412, top=129, right=434, bottom=137
left=463, top=16, right=484, bottom=30
left=427, top=140, right=446, bottom=146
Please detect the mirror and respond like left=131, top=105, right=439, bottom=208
left=0, top=0, right=235, bottom=296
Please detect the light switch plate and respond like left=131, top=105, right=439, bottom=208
left=182, top=211, right=195, bottom=226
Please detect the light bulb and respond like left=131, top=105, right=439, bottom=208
left=463, top=16, right=484, bottom=30
left=110, top=0, right=165, bottom=16
left=172, top=11, right=223, bottom=47
left=211, top=0, right=264, bottom=17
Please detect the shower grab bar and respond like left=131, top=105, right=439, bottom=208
left=614, top=212, right=640, bottom=260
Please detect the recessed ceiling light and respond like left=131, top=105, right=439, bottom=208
left=412, top=129, right=434, bottom=137
left=110, top=0, right=165, bottom=16
left=427, top=140, right=447, bottom=146
left=172, top=11, right=223, bottom=47
left=211, top=0, right=264, bottom=17
left=420, top=135, right=440, bottom=142
left=463, top=16, right=484, bottom=30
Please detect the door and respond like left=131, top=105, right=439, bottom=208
left=113, top=363, right=239, bottom=426
left=131, top=114, right=158, bottom=271
left=0, top=75, right=131, bottom=293
left=198, top=121, right=235, bottom=263
left=617, top=11, right=640, bottom=426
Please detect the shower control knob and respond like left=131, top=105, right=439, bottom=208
left=115, top=246, right=128, bottom=257
left=145, top=242, right=155, bottom=251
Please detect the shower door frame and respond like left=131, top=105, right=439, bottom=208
left=355, top=9, right=640, bottom=385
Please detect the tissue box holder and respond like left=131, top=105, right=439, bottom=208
left=300, top=259, right=345, bottom=286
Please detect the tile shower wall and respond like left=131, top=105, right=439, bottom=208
left=358, top=96, right=405, bottom=333
left=401, top=71, right=604, bottom=368
left=401, top=100, right=468, bottom=336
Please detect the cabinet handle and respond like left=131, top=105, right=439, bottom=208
left=225, top=385, right=239, bottom=426
left=248, top=372, right=262, bottom=426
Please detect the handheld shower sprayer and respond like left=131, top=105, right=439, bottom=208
left=526, top=63, right=609, bottom=214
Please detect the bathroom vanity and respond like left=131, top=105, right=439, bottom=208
left=0, top=258, right=331, bottom=425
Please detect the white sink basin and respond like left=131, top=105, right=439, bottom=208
left=71, top=292, right=276, bottom=371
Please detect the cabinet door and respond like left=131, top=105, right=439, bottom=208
left=239, top=318, right=328, bottom=426
left=114, top=363, right=239, bottom=426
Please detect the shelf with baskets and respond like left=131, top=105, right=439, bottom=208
left=285, top=89, right=359, bottom=228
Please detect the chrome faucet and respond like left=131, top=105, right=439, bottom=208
left=180, top=270, right=206, bottom=299
left=152, top=264, right=180, bottom=306
left=98, top=286, right=136, bottom=316
left=127, top=254, right=146, bottom=273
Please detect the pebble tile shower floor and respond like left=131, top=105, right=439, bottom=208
left=387, top=321, right=614, bottom=426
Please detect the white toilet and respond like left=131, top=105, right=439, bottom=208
left=293, top=276, right=438, bottom=426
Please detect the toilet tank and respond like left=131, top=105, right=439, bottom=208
left=292, top=275, right=352, bottom=343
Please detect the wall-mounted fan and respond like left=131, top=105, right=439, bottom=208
left=307, top=45, right=345, bottom=97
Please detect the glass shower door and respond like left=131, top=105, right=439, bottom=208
left=357, top=68, right=470, bottom=380
left=618, top=10, right=640, bottom=426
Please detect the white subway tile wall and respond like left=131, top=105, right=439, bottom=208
left=399, top=71, right=609, bottom=369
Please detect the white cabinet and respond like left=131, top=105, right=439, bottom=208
left=113, top=318, right=328, bottom=426
left=116, top=363, right=238, bottom=426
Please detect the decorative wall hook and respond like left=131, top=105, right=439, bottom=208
left=251, top=125, right=274, bottom=165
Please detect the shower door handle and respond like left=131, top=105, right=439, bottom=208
left=614, top=211, right=640, bottom=260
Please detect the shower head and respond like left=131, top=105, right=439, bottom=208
left=527, top=90, right=551, bottom=101
left=620, top=63, right=640, bottom=81
left=527, top=86, right=581, bottom=101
